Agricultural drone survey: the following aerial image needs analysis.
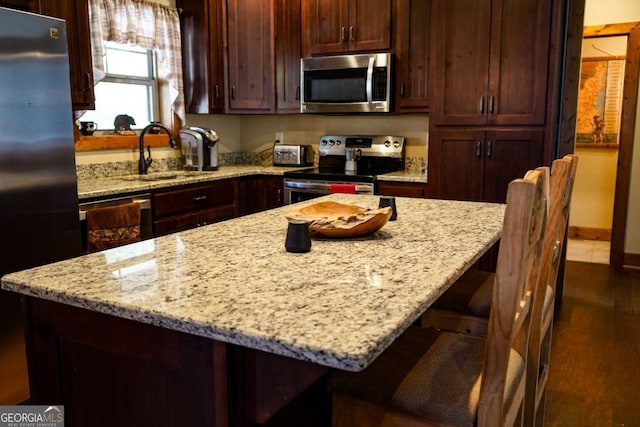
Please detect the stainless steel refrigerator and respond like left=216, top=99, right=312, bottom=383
left=0, top=7, right=82, bottom=404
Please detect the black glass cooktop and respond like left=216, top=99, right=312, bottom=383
left=283, top=154, right=404, bottom=183
left=283, top=167, right=381, bottom=183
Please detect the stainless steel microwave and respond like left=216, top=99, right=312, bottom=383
left=300, top=53, right=391, bottom=114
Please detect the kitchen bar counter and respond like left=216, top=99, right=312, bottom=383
left=77, top=166, right=428, bottom=200
left=2, top=194, right=503, bottom=372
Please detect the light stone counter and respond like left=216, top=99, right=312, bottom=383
left=376, top=170, right=428, bottom=183
left=76, top=165, right=305, bottom=200
left=1, top=194, right=504, bottom=371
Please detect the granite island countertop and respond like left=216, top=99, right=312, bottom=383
left=77, top=165, right=428, bottom=200
left=2, top=194, right=503, bottom=371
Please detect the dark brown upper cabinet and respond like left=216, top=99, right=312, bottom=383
left=302, top=0, right=392, bottom=56
left=226, top=0, right=275, bottom=112
left=36, top=0, right=95, bottom=110
left=430, top=0, right=552, bottom=126
left=180, top=0, right=301, bottom=114
left=0, top=0, right=33, bottom=10
left=275, top=0, right=302, bottom=113
left=179, top=0, right=225, bottom=113
left=394, top=0, right=431, bottom=112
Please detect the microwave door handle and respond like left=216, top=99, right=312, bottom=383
left=366, top=55, right=375, bottom=105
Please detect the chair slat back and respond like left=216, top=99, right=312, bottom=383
left=523, top=155, right=578, bottom=426
left=478, top=168, right=548, bottom=426
left=549, top=155, right=578, bottom=290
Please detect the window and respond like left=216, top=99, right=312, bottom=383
left=80, top=43, right=159, bottom=131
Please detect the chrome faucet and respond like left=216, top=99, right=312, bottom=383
left=138, top=121, right=177, bottom=174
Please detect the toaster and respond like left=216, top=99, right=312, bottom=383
left=273, top=144, right=314, bottom=166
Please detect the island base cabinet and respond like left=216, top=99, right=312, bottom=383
left=23, top=297, right=331, bottom=427
left=24, top=298, right=227, bottom=427
left=229, top=346, right=330, bottom=426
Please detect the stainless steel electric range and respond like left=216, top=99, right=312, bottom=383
left=283, top=134, right=405, bottom=204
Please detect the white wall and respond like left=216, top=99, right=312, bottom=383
left=584, top=0, right=640, bottom=25
left=582, top=0, right=640, bottom=255
left=186, top=114, right=430, bottom=160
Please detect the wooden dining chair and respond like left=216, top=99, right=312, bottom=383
left=329, top=169, right=548, bottom=427
left=523, top=155, right=578, bottom=427
left=423, top=156, right=577, bottom=338
left=420, top=155, right=578, bottom=426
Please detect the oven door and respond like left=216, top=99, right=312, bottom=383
left=283, top=179, right=374, bottom=204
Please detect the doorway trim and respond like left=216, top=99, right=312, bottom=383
left=582, top=22, right=640, bottom=268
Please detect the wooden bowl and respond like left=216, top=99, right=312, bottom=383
left=284, top=201, right=392, bottom=238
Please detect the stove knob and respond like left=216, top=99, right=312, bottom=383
left=321, top=139, right=328, bottom=146
left=384, top=140, right=391, bottom=147
left=329, top=139, right=335, bottom=146
left=336, top=139, right=342, bottom=145
left=393, top=141, right=401, bottom=148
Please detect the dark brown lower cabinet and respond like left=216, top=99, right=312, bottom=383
left=152, top=179, right=239, bottom=236
left=377, top=181, right=427, bottom=198
left=427, top=127, right=544, bottom=203
left=24, top=298, right=329, bottom=427
left=25, top=298, right=226, bottom=426
left=148, top=176, right=284, bottom=236
left=239, top=176, right=284, bottom=216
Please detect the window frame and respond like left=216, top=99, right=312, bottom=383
left=83, top=44, right=160, bottom=131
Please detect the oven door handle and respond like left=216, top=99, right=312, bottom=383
left=285, top=181, right=333, bottom=191
left=285, top=180, right=373, bottom=193
left=366, top=55, right=375, bottom=105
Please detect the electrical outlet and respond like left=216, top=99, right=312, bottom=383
left=275, top=132, right=284, bottom=144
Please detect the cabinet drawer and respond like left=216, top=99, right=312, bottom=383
left=153, top=181, right=236, bottom=217
left=377, top=181, right=427, bottom=198
left=153, top=205, right=238, bottom=236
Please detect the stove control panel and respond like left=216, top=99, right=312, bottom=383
left=318, top=135, right=405, bottom=158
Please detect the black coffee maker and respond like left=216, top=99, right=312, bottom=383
left=179, top=127, right=219, bottom=171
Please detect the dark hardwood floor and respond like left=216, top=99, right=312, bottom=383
left=546, top=261, right=640, bottom=426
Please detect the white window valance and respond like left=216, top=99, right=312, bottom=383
left=88, top=0, right=185, bottom=124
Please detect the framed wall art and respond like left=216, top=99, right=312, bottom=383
left=575, top=56, right=625, bottom=148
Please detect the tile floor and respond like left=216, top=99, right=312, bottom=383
left=566, top=238, right=610, bottom=264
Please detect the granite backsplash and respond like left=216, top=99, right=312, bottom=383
left=76, top=150, right=427, bottom=180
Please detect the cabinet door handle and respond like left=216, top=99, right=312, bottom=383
left=193, top=195, right=208, bottom=201
left=341, top=26, right=346, bottom=42
left=349, top=26, right=355, bottom=41
left=84, top=73, right=92, bottom=92
left=295, top=86, right=300, bottom=100
left=489, top=96, right=495, bottom=114
left=277, top=189, right=281, bottom=203
left=479, top=96, right=485, bottom=114
left=400, top=83, right=406, bottom=97
left=231, top=86, right=236, bottom=100
left=486, top=141, right=492, bottom=158
left=214, top=84, right=220, bottom=100
left=476, top=141, right=482, bottom=159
